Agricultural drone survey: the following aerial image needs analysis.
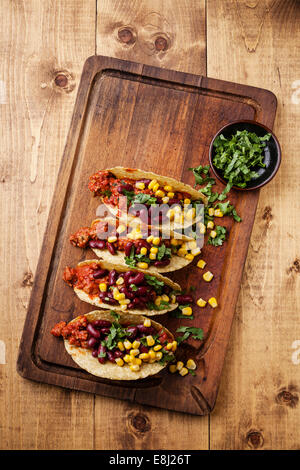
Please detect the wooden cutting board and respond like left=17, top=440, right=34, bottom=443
left=17, top=55, right=277, bottom=415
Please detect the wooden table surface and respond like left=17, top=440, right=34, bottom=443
left=1, top=0, right=299, bottom=450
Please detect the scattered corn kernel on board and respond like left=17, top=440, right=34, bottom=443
left=17, top=56, right=277, bottom=415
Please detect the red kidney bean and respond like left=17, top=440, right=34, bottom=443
left=128, top=302, right=135, bottom=309
left=128, top=272, right=145, bottom=285
left=137, top=179, right=151, bottom=186
left=113, top=350, right=124, bottom=359
left=117, top=183, right=134, bottom=193
left=108, top=269, right=118, bottom=285
left=92, top=320, right=112, bottom=328
left=139, top=344, right=149, bottom=354
left=119, top=286, right=135, bottom=299
left=89, top=239, right=106, bottom=249
left=153, top=259, right=170, bottom=267
left=124, top=241, right=134, bottom=257
left=132, top=297, right=142, bottom=306
left=106, top=242, right=116, bottom=255
left=92, top=349, right=98, bottom=358
left=136, top=286, right=148, bottom=296
left=97, top=344, right=107, bottom=364
left=87, top=323, right=101, bottom=339
left=100, top=328, right=110, bottom=336
left=88, top=337, right=99, bottom=349
left=137, top=297, right=148, bottom=306
left=137, top=324, right=156, bottom=335
left=107, top=351, right=115, bottom=363
left=176, top=294, right=194, bottom=304
left=137, top=239, right=151, bottom=250
left=168, top=199, right=181, bottom=206
left=93, top=268, right=108, bottom=279
left=126, top=326, right=138, bottom=339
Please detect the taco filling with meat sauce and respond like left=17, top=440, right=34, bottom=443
left=50, top=311, right=176, bottom=378
left=69, top=219, right=201, bottom=272
left=63, top=261, right=184, bottom=314
left=88, top=169, right=205, bottom=223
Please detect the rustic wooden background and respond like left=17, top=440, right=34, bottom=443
left=1, top=0, right=299, bottom=450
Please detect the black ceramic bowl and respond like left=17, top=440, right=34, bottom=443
left=209, top=120, right=281, bottom=191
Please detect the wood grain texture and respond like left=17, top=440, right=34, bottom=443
left=207, top=0, right=300, bottom=450
left=95, top=0, right=208, bottom=450
left=0, top=0, right=95, bottom=450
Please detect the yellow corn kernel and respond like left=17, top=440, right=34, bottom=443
left=124, top=340, right=132, bottom=350
left=148, top=179, right=158, bottom=190
left=152, top=183, right=160, bottom=193
left=186, top=240, right=197, bottom=250
left=214, top=209, right=224, bottom=217
left=147, top=235, right=154, bottom=243
left=119, top=299, right=130, bottom=305
left=191, top=247, right=201, bottom=256
left=184, top=198, right=191, bottom=205
left=208, top=207, right=215, bottom=216
left=149, top=358, right=156, bottom=364
left=164, top=185, right=173, bottom=192
left=197, top=259, right=206, bottom=269
left=117, top=341, right=125, bottom=351
left=116, top=224, right=126, bottom=234
left=154, top=296, right=161, bottom=306
left=169, top=364, right=177, bottom=373
left=207, top=220, right=214, bottom=229
left=161, top=294, right=169, bottom=302
left=140, top=247, right=147, bottom=256
left=146, top=335, right=155, bottom=347
left=150, top=246, right=158, bottom=254
left=166, top=342, right=173, bottom=350
left=162, top=196, right=169, bottom=204
left=132, top=357, right=142, bottom=366
left=176, top=361, right=184, bottom=371
left=171, top=341, right=177, bottom=352
left=153, top=344, right=162, bottom=351
left=144, top=318, right=151, bottom=327
left=170, top=238, right=179, bottom=246
left=116, top=277, right=124, bottom=285
left=167, top=192, right=175, bottom=198
left=177, top=248, right=188, bottom=257
left=186, top=359, right=197, bottom=370
left=197, top=298, right=207, bottom=307
left=139, top=353, right=149, bottom=361
left=155, top=189, right=165, bottom=198
left=170, top=294, right=176, bottom=304
left=130, top=348, right=140, bottom=357
left=99, top=283, right=107, bottom=292
left=179, top=367, right=189, bottom=377
left=148, top=349, right=156, bottom=360
left=107, top=235, right=117, bottom=243
left=198, top=222, right=206, bottom=234
left=186, top=208, right=196, bottom=221
left=152, top=237, right=160, bottom=246
left=166, top=209, right=175, bottom=220
left=115, top=292, right=125, bottom=301
left=203, top=271, right=214, bottom=282
left=115, top=358, right=124, bottom=367
left=123, top=354, right=132, bottom=363
left=135, top=181, right=145, bottom=190
left=185, top=253, right=194, bottom=261
left=155, top=351, right=163, bottom=360
left=120, top=304, right=128, bottom=311
left=208, top=297, right=218, bottom=308
left=137, top=262, right=148, bottom=269
left=210, top=230, right=217, bottom=239
left=149, top=253, right=157, bottom=260
left=182, top=306, right=193, bottom=316
left=132, top=340, right=141, bottom=349
left=130, top=364, right=140, bottom=372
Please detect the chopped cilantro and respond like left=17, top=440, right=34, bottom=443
left=176, top=326, right=204, bottom=344
left=207, top=225, right=227, bottom=246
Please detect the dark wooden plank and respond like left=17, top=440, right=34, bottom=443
left=17, top=55, right=277, bottom=415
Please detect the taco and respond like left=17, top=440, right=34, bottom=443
left=50, top=310, right=176, bottom=380
left=63, top=259, right=183, bottom=315
left=88, top=167, right=207, bottom=230
left=69, top=218, right=201, bottom=274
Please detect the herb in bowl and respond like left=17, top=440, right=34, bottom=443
left=212, top=129, right=271, bottom=190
